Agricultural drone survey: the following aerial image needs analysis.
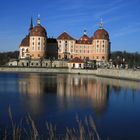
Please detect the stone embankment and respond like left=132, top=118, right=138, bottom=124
left=0, top=67, right=140, bottom=81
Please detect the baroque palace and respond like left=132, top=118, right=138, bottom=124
left=15, top=16, right=111, bottom=68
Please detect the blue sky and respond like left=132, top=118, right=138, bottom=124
left=0, top=0, right=140, bottom=52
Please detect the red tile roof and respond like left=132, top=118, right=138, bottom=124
left=20, top=35, right=29, bottom=47
left=77, top=34, right=92, bottom=44
left=30, top=25, right=47, bottom=37
left=57, top=32, right=75, bottom=40
left=69, top=57, right=84, bottom=63
left=93, top=29, right=109, bottom=40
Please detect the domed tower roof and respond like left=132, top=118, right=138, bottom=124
left=93, top=20, right=109, bottom=40
left=93, top=29, right=109, bottom=40
left=30, top=25, right=47, bottom=37
left=30, top=16, right=47, bottom=37
left=20, top=35, right=29, bottom=47
left=77, top=30, right=92, bottom=44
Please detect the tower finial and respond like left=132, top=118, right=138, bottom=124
left=29, top=17, right=33, bottom=31
left=99, top=18, right=103, bottom=29
left=84, top=29, right=87, bottom=35
left=37, top=14, right=41, bottom=25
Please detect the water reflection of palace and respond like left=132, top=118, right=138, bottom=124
left=18, top=74, right=109, bottom=115
left=57, top=75, right=109, bottom=115
left=18, top=73, right=45, bottom=115
left=19, top=73, right=44, bottom=96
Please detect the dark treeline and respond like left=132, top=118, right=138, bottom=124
left=110, top=51, right=140, bottom=68
left=0, top=51, right=140, bottom=68
left=0, top=51, right=19, bottom=66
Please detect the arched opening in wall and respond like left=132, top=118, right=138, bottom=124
left=59, top=55, right=61, bottom=59
left=73, top=64, right=75, bottom=68
left=46, top=63, right=48, bottom=66
left=26, top=49, right=29, bottom=52
left=27, top=63, right=29, bottom=67
left=97, top=56, right=99, bottom=59
left=38, top=54, right=40, bottom=57
left=36, top=63, right=38, bottom=66
left=80, top=56, right=81, bottom=59
left=71, top=55, right=73, bottom=59
left=86, top=57, right=89, bottom=61
left=64, top=55, right=67, bottom=60
left=102, top=56, right=105, bottom=60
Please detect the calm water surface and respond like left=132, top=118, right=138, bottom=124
left=0, top=72, right=140, bottom=139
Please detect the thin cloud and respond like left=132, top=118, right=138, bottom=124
left=113, top=23, right=140, bottom=37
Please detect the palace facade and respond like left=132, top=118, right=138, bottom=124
left=19, top=17, right=111, bottom=63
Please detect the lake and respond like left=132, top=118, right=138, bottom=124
left=0, top=72, right=140, bottom=139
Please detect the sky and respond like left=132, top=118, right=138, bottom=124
left=0, top=0, right=140, bottom=52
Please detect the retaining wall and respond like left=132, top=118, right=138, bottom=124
left=0, top=67, right=140, bottom=81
